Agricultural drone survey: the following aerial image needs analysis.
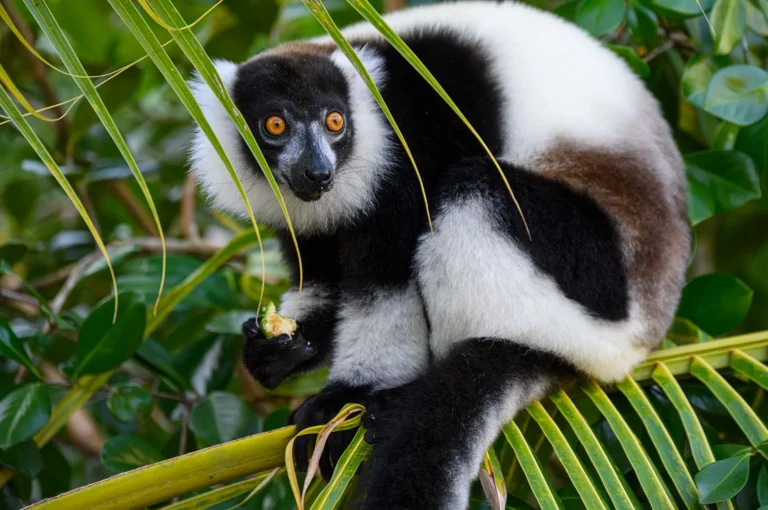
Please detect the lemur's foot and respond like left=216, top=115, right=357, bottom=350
left=363, top=382, right=419, bottom=445
left=290, top=382, right=370, bottom=480
left=241, top=318, right=317, bottom=390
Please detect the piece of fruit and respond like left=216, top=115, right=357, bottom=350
left=259, top=301, right=298, bottom=338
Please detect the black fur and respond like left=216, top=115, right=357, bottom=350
left=358, top=338, right=576, bottom=509
left=436, top=158, right=629, bottom=320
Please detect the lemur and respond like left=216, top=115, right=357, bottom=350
left=189, top=2, right=690, bottom=508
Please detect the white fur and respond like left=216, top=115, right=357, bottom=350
left=442, top=380, right=551, bottom=509
left=328, top=282, right=429, bottom=389
left=322, top=1, right=678, bottom=187
left=188, top=48, right=392, bottom=235
left=278, top=284, right=335, bottom=320
left=415, top=196, right=649, bottom=383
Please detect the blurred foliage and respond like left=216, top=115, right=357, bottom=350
left=0, top=0, right=767, bottom=507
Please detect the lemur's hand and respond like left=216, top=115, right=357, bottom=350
left=241, top=317, right=317, bottom=390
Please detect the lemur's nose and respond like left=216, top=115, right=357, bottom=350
left=305, top=167, right=332, bottom=183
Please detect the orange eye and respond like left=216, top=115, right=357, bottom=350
left=326, top=112, right=344, bottom=132
left=265, top=116, right=286, bottom=136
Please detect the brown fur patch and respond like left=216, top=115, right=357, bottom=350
left=259, top=41, right=336, bottom=58
left=536, top=142, right=690, bottom=346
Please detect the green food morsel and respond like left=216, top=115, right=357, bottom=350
left=259, top=301, right=297, bottom=338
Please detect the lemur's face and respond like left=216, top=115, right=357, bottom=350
left=189, top=44, right=387, bottom=234
left=232, top=53, right=354, bottom=202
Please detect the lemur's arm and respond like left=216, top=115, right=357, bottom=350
left=241, top=231, right=341, bottom=389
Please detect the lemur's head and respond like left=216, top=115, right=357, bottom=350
left=188, top=42, right=390, bottom=234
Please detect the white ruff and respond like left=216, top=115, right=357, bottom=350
left=187, top=49, right=391, bottom=235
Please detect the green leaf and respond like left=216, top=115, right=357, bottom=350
left=576, top=0, right=626, bottom=36
left=711, top=445, right=754, bottom=459
left=704, top=65, right=768, bottom=126
left=650, top=0, right=714, bottom=16
left=309, top=427, right=370, bottom=510
left=101, top=435, right=164, bottom=474
left=527, top=402, right=608, bottom=508
left=502, top=421, right=564, bottom=509
left=0, top=242, right=28, bottom=266
left=268, top=368, right=329, bottom=398
left=677, top=274, right=753, bottom=335
left=38, top=444, right=71, bottom=498
left=709, top=0, right=746, bottom=55
left=684, top=151, right=761, bottom=219
left=667, top=317, right=713, bottom=344
left=626, top=4, right=659, bottom=45
left=0, top=319, right=42, bottom=380
left=189, top=392, right=247, bottom=446
left=687, top=177, right=717, bottom=225
left=607, top=45, right=650, bottom=78
left=108, top=384, right=153, bottom=423
left=735, top=115, right=768, bottom=171
left=135, top=339, right=190, bottom=391
left=746, top=0, right=768, bottom=36
left=0, top=440, right=42, bottom=477
left=683, top=53, right=722, bottom=109
left=263, top=407, right=291, bottom=432
left=73, top=293, right=146, bottom=378
left=0, top=383, right=51, bottom=449
left=205, top=310, right=254, bottom=335
left=695, top=455, right=750, bottom=504
left=758, top=465, right=768, bottom=505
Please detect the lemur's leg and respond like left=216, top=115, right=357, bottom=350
left=360, top=338, right=574, bottom=509
left=359, top=157, right=640, bottom=509
left=291, top=281, right=430, bottom=478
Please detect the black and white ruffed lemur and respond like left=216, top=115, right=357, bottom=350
left=188, top=2, right=690, bottom=508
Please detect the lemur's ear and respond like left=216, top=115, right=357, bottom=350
left=187, top=59, right=239, bottom=121
left=330, top=45, right=388, bottom=90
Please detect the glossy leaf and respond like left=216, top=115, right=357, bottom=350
left=695, top=455, right=750, bottom=504
left=685, top=150, right=761, bottom=222
left=576, top=0, right=626, bottom=36
left=758, top=465, right=768, bottom=505
left=650, top=0, right=714, bottom=16
left=667, top=317, right=713, bottom=344
left=0, top=439, right=42, bottom=477
left=0, top=319, right=41, bottom=380
left=683, top=53, right=721, bottom=108
left=189, top=392, right=248, bottom=446
left=677, top=273, right=753, bottom=335
left=101, top=435, right=164, bottom=474
left=608, top=45, right=651, bottom=77
left=108, top=384, right=153, bottom=423
left=704, top=65, right=768, bottom=126
left=710, top=0, right=746, bottom=55
left=73, top=293, right=147, bottom=378
left=0, top=384, right=51, bottom=449
left=626, top=4, right=659, bottom=45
